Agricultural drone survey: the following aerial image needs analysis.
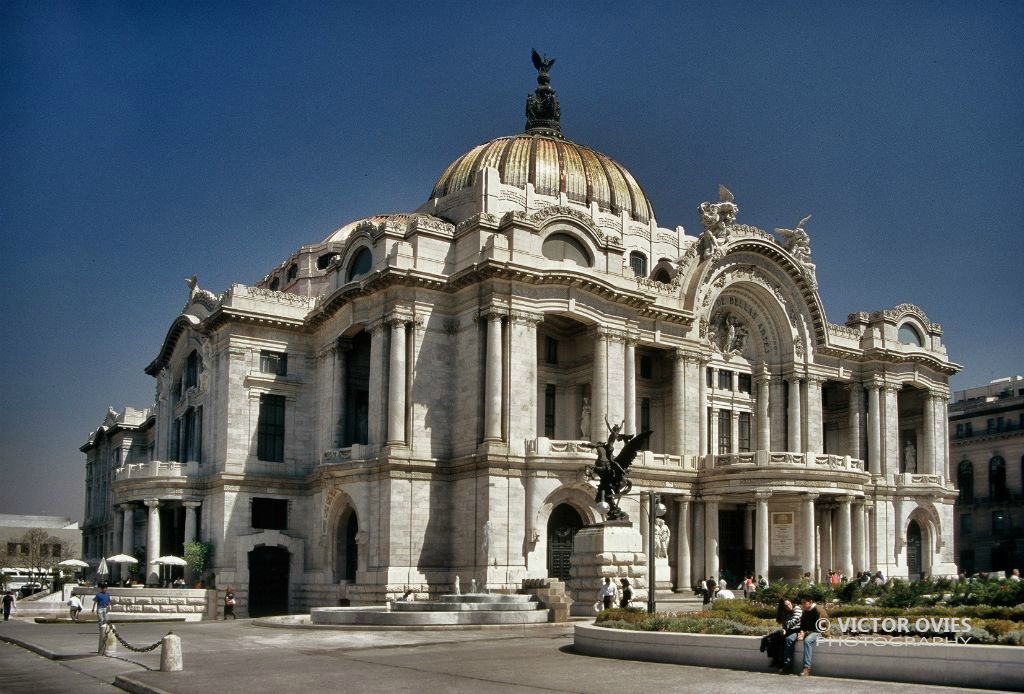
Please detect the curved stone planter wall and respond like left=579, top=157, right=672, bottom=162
left=72, top=588, right=215, bottom=622
left=574, top=623, right=1024, bottom=691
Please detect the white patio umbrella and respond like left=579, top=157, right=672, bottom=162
left=57, top=559, right=90, bottom=569
left=96, top=557, right=109, bottom=577
left=106, top=554, right=138, bottom=564
left=154, top=555, right=188, bottom=585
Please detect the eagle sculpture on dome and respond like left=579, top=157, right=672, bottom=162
left=531, top=49, right=555, bottom=77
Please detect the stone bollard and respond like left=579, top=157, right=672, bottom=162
left=160, top=632, right=183, bottom=672
left=98, top=624, right=116, bottom=655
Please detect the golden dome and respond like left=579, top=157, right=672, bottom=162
left=429, top=133, right=655, bottom=224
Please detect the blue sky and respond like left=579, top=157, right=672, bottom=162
left=2, top=1, right=1021, bottom=519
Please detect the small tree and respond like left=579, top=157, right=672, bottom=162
left=22, top=529, right=69, bottom=590
left=183, top=541, right=212, bottom=585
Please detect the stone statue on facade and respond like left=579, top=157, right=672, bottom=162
left=654, top=518, right=670, bottom=558
left=697, top=185, right=739, bottom=261
left=904, top=439, right=917, bottom=473
left=708, top=312, right=748, bottom=356
left=775, top=215, right=817, bottom=288
left=582, top=416, right=653, bottom=522
left=579, top=397, right=591, bottom=440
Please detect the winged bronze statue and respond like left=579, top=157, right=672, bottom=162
left=583, top=416, right=653, bottom=521
left=531, top=49, right=555, bottom=75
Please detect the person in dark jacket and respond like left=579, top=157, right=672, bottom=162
left=780, top=594, right=826, bottom=676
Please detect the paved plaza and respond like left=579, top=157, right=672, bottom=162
left=0, top=617, right=1008, bottom=694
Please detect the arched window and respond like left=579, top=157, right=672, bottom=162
left=990, top=456, right=1008, bottom=501
left=653, top=268, right=672, bottom=284
left=317, top=252, right=339, bottom=270
left=898, top=323, right=923, bottom=347
left=346, top=248, right=372, bottom=282
left=628, top=251, right=647, bottom=277
left=286, top=263, right=298, bottom=282
left=958, top=460, right=974, bottom=503
left=541, top=233, right=591, bottom=267
left=269, top=277, right=280, bottom=291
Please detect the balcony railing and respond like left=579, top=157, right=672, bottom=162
left=114, top=460, right=198, bottom=480
left=706, top=451, right=867, bottom=473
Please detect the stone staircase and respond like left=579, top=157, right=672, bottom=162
left=520, top=578, right=570, bottom=622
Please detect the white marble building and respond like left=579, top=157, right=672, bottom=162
left=91, top=58, right=960, bottom=616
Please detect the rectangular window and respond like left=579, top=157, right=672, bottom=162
left=718, top=409, right=732, bottom=454
left=257, top=394, right=286, bottom=462
left=738, top=373, right=752, bottom=394
left=260, top=350, right=288, bottom=376
left=640, top=398, right=651, bottom=442
left=965, top=422, right=972, bottom=436
left=718, top=369, right=732, bottom=390
left=706, top=368, right=713, bottom=388
left=251, top=497, right=288, bottom=530
left=738, top=412, right=751, bottom=452
left=987, top=418, right=996, bottom=434
left=6, top=543, right=16, bottom=556
left=706, top=407, right=713, bottom=455
left=545, top=337, right=558, bottom=365
left=960, top=515, right=973, bottom=536
left=544, top=384, right=556, bottom=438
left=185, top=351, right=199, bottom=389
left=170, top=419, right=181, bottom=461
left=956, top=423, right=964, bottom=438
left=639, top=355, right=652, bottom=379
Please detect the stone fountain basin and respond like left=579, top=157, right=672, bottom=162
left=309, top=594, right=549, bottom=626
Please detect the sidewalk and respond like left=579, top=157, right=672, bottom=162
left=0, top=615, right=1004, bottom=694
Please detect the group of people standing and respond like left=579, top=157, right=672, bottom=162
left=596, top=577, right=634, bottom=610
left=699, top=574, right=769, bottom=604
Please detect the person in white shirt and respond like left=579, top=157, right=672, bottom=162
left=67, top=594, right=83, bottom=621
left=597, top=577, right=618, bottom=610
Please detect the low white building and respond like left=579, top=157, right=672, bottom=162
left=87, top=57, right=960, bottom=616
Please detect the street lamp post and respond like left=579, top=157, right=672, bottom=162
left=646, top=491, right=667, bottom=613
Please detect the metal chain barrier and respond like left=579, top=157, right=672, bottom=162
left=104, top=623, right=167, bottom=653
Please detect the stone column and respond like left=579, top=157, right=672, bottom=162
left=145, top=498, right=161, bottom=586
left=698, top=365, right=708, bottom=455
left=692, top=498, right=705, bottom=582
left=113, top=509, right=125, bottom=583
left=756, top=372, right=771, bottom=451
left=624, top=338, right=637, bottom=434
left=936, top=393, right=950, bottom=479
left=484, top=312, right=504, bottom=441
left=755, top=491, right=771, bottom=581
left=704, top=496, right=720, bottom=580
left=819, top=507, right=832, bottom=580
left=836, top=495, right=853, bottom=577
left=121, top=505, right=134, bottom=559
left=851, top=499, right=865, bottom=574
left=801, top=493, right=817, bottom=576
left=788, top=376, right=802, bottom=453
left=590, top=330, right=608, bottom=439
left=883, top=384, right=902, bottom=476
left=387, top=317, right=408, bottom=445
left=367, top=320, right=386, bottom=446
left=672, top=350, right=686, bottom=453
left=335, top=338, right=351, bottom=448
left=805, top=376, right=824, bottom=454
left=730, top=410, right=740, bottom=454
left=922, top=391, right=937, bottom=475
left=674, top=495, right=691, bottom=590
left=709, top=407, right=719, bottom=456
left=847, top=382, right=864, bottom=461
left=866, top=382, right=882, bottom=475
left=182, top=501, right=200, bottom=583
left=743, top=504, right=754, bottom=552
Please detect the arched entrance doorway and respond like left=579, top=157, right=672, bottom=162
left=335, top=510, right=358, bottom=582
left=907, top=520, right=923, bottom=581
left=248, top=545, right=290, bottom=617
left=547, top=504, right=584, bottom=581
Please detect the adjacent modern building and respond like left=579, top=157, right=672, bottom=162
left=950, top=375, right=1024, bottom=575
left=83, top=59, right=961, bottom=616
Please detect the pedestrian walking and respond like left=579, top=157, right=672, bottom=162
left=92, top=584, right=111, bottom=625
left=224, top=588, right=236, bottom=619
left=597, top=577, right=617, bottom=611
left=67, top=594, right=83, bottom=621
left=2, top=591, right=15, bottom=621
left=618, top=578, right=633, bottom=608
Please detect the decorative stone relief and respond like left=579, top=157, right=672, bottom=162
left=706, top=311, right=749, bottom=357
left=774, top=215, right=817, bottom=289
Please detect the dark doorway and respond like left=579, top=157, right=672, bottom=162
left=907, top=520, right=922, bottom=580
left=248, top=545, right=290, bottom=617
left=547, top=504, right=584, bottom=581
left=335, top=510, right=358, bottom=582
left=718, top=509, right=746, bottom=585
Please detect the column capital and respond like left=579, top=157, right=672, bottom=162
left=673, top=493, right=693, bottom=505
left=753, top=490, right=772, bottom=501
left=805, top=374, right=827, bottom=387
left=843, top=381, right=863, bottom=393
left=508, top=309, right=543, bottom=326
left=118, top=503, right=137, bottom=511
left=702, top=494, right=723, bottom=503
left=182, top=500, right=201, bottom=509
left=144, top=498, right=161, bottom=509
left=926, top=389, right=950, bottom=403
left=883, top=383, right=903, bottom=395
left=367, top=318, right=387, bottom=336
left=801, top=492, right=819, bottom=502
left=592, top=326, right=627, bottom=343
left=385, top=311, right=412, bottom=328
left=835, top=494, right=855, bottom=504
left=785, top=373, right=803, bottom=384
left=865, top=379, right=883, bottom=392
